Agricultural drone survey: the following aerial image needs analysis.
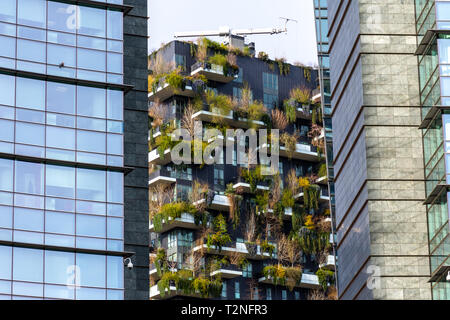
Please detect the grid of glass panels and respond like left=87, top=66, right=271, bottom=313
left=0, top=245, right=124, bottom=300
left=0, top=73, right=124, bottom=166
left=0, top=158, right=124, bottom=252
left=0, top=0, right=124, bottom=84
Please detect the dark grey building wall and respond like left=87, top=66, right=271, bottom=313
left=123, top=0, right=149, bottom=300
left=328, top=0, right=372, bottom=300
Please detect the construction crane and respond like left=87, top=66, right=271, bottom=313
left=174, top=17, right=298, bottom=49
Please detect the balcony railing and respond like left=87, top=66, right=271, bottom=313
left=191, top=103, right=266, bottom=129
left=149, top=212, right=204, bottom=233
left=191, top=61, right=238, bottom=83
left=192, top=239, right=274, bottom=260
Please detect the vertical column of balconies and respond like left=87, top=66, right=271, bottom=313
left=415, top=0, right=450, bottom=300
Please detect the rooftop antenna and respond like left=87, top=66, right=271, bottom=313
left=174, top=18, right=298, bottom=48
left=279, top=17, right=298, bottom=34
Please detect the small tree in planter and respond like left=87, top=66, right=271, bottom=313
left=206, top=214, right=232, bottom=252
left=316, top=268, right=335, bottom=292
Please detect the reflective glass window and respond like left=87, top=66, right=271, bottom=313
left=0, top=74, right=15, bottom=107
left=46, top=165, right=75, bottom=198
left=0, top=246, right=12, bottom=279
left=107, top=10, right=123, bottom=40
left=77, top=130, right=106, bottom=153
left=77, top=48, right=106, bottom=72
left=15, top=122, right=45, bottom=146
left=47, top=1, right=74, bottom=33
left=107, top=90, right=123, bottom=120
left=45, top=211, right=75, bottom=235
left=45, top=251, right=74, bottom=285
left=16, top=78, right=45, bottom=111
left=76, top=168, right=106, bottom=202
left=107, top=256, right=123, bottom=289
left=77, top=86, right=106, bottom=118
left=13, top=247, right=43, bottom=282
left=46, top=126, right=76, bottom=150
left=76, top=253, right=106, bottom=288
left=18, top=0, right=46, bottom=28
left=14, top=207, right=44, bottom=232
left=107, top=172, right=123, bottom=203
left=47, top=44, right=76, bottom=68
left=47, top=82, right=76, bottom=115
left=0, top=36, right=16, bottom=59
left=15, top=161, right=44, bottom=195
left=17, top=39, right=46, bottom=63
left=78, top=6, right=106, bottom=38
left=0, top=159, right=13, bottom=192
left=0, top=0, right=16, bottom=24
left=76, top=214, right=105, bottom=238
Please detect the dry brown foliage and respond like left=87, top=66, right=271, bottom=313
left=277, top=234, right=302, bottom=267
left=271, top=109, right=288, bottom=130
left=149, top=184, right=174, bottom=219
left=149, top=54, right=174, bottom=75
left=308, top=289, right=326, bottom=300
left=286, top=169, right=300, bottom=195
left=181, top=104, right=196, bottom=137
left=148, top=99, right=167, bottom=128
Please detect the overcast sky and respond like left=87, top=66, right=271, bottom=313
left=147, top=0, right=318, bottom=66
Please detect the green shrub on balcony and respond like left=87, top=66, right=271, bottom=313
left=192, top=277, right=223, bottom=298
left=318, top=163, right=327, bottom=178
left=304, top=184, right=320, bottom=211
left=261, top=240, right=275, bottom=257
left=152, top=202, right=198, bottom=232
left=293, top=228, right=330, bottom=257
left=205, top=90, right=233, bottom=116
left=281, top=189, right=295, bottom=209
left=239, top=166, right=268, bottom=193
left=263, top=264, right=286, bottom=286
left=283, top=100, right=297, bottom=123
left=156, top=268, right=222, bottom=298
left=263, top=264, right=302, bottom=291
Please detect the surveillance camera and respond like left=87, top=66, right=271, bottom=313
left=124, top=258, right=133, bottom=270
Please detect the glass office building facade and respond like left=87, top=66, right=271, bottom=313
left=415, top=0, right=450, bottom=300
left=0, top=0, right=129, bottom=300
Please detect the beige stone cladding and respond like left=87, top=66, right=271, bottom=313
left=359, top=0, right=431, bottom=300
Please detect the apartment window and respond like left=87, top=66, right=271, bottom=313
left=263, top=93, right=278, bottom=109
left=295, top=291, right=300, bottom=300
left=266, top=288, right=272, bottom=300
left=234, top=281, right=240, bottom=299
left=176, top=167, right=192, bottom=180
left=263, top=72, right=278, bottom=109
left=177, top=230, right=193, bottom=247
left=253, top=287, right=259, bottom=300
left=168, top=231, right=177, bottom=248
left=176, top=184, right=191, bottom=202
left=221, top=281, right=227, bottom=299
left=243, top=263, right=252, bottom=278
left=214, top=167, right=225, bottom=188
left=233, top=67, right=243, bottom=83
left=175, top=54, right=186, bottom=71
left=300, top=125, right=309, bottom=137
left=282, top=289, right=287, bottom=300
